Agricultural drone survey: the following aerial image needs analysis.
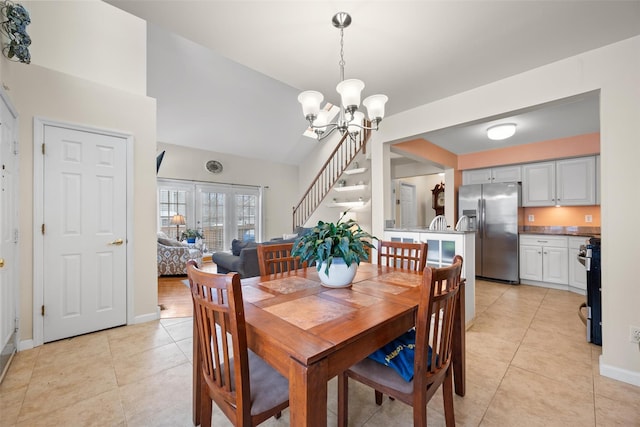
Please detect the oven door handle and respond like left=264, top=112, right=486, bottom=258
left=577, top=255, right=591, bottom=271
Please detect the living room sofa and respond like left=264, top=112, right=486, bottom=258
left=212, top=228, right=310, bottom=278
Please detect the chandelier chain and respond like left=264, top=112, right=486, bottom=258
left=339, top=27, right=345, bottom=82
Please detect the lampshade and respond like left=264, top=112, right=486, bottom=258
left=363, top=94, right=388, bottom=121
left=314, top=110, right=330, bottom=133
left=347, top=111, right=364, bottom=134
left=298, top=91, right=324, bottom=119
left=170, top=214, right=186, bottom=225
left=487, top=123, right=517, bottom=140
left=336, top=79, right=365, bottom=109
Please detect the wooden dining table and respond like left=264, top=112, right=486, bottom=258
left=192, top=262, right=466, bottom=427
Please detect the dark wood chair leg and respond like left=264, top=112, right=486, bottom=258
left=338, top=373, right=349, bottom=427
left=375, top=390, right=383, bottom=405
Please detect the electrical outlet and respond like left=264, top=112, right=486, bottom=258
left=629, top=326, right=640, bottom=344
left=585, top=215, right=593, bottom=223
left=528, top=215, right=534, bottom=222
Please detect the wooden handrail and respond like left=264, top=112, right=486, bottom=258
left=292, top=124, right=372, bottom=229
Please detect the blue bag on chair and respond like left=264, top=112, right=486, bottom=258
left=367, top=328, right=433, bottom=382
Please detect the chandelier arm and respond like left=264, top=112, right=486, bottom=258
left=344, top=121, right=380, bottom=132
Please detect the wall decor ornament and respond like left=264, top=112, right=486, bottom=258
left=0, top=0, right=30, bottom=64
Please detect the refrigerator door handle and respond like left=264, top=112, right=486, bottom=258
left=478, top=198, right=484, bottom=238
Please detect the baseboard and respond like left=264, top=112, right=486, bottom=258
left=18, top=339, right=34, bottom=351
left=132, top=307, right=161, bottom=324
left=600, top=357, right=640, bottom=387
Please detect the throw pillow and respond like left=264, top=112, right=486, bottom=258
left=231, top=239, right=257, bottom=256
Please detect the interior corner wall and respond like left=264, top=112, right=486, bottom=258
left=22, top=0, right=147, bottom=96
left=157, top=142, right=299, bottom=239
left=373, top=36, right=640, bottom=385
left=5, top=62, right=157, bottom=343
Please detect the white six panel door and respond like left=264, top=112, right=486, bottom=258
left=43, top=125, right=127, bottom=342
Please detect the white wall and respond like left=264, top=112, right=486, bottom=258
left=372, top=36, right=640, bottom=386
left=22, top=0, right=146, bottom=96
left=157, top=142, right=299, bottom=239
left=393, top=174, right=444, bottom=228
left=0, top=2, right=156, bottom=344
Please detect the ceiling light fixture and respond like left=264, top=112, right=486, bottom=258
left=487, top=123, right=517, bottom=140
left=298, top=12, right=388, bottom=141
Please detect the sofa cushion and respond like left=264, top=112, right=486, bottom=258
left=231, top=239, right=257, bottom=256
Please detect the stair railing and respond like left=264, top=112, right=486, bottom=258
left=292, top=125, right=371, bottom=229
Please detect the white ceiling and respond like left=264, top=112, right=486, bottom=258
left=107, top=1, right=640, bottom=165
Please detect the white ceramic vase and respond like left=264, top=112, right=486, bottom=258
left=318, top=258, right=358, bottom=288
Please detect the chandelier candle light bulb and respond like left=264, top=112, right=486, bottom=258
left=298, top=12, right=388, bottom=141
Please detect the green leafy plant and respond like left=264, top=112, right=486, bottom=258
left=181, top=228, right=203, bottom=240
left=292, top=213, right=376, bottom=274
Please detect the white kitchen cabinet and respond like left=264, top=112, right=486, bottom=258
left=522, top=157, right=596, bottom=206
left=519, top=235, right=569, bottom=287
left=462, top=165, right=521, bottom=185
left=556, top=157, right=596, bottom=205
left=568, top=236, right=588, bottom=294
left=522, top=162, right=555, bottom=206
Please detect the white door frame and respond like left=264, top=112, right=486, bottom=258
left=0, top=88, right=19, bottom=369
left=32, top=118, right=134, bottom=347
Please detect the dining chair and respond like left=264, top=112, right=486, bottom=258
left=377, top=240, right=427, bottom=272
left=256, top=241, right=304, bottom=276
left=186, top=262, right=289, bottom=426
left=429, top=215, right=448, bottom=230
left=455, top=215, right=470, bottom=231
left=338, top=255, right=464, bottom=427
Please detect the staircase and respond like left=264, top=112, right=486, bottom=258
left=292, top=127, right=371, bottom=229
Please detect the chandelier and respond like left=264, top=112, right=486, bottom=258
left=298, top=12, right=388, bottom=141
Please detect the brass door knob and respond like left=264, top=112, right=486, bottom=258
left=0, top=258, right=4, bottom=268
left=108, top=239, right=124, bottom=246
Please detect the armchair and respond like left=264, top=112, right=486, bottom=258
left=157, top=232, right=203, bottom=276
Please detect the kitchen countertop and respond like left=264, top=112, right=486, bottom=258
left=384, top=227, right=474, bottom=235
left=518, top=225, right=600, bottom=238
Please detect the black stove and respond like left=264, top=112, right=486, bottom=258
left=585, top=237, right=602, bottom=345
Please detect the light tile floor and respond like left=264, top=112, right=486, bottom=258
left=2, top=280, right=639, bottom=426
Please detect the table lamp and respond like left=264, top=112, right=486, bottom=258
left=170, top=214, right=186, bottom=240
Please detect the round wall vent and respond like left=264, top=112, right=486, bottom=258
left=205, top=160, right=223, bottom=174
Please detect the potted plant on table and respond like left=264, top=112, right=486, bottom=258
left=292, top=213, right=376, bottom=288
left=181, top=228, right=203, bottom=244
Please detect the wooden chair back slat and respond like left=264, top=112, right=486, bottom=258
left=377, top=240, right=428, bottom=272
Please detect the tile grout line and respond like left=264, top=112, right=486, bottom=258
left=476, top=285, right=549, bottom=426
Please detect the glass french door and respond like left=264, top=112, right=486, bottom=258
left=158, top=179, right=262, bottom=252
left=197, top=185, right=261, bottom=252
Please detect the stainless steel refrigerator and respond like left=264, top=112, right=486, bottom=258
left=458, top=182, right=521, bottom=283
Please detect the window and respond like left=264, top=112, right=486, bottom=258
left=158, top=179, right=263, bottom=252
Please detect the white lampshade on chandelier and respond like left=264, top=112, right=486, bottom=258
left=298, top=12, right=388, bottom=141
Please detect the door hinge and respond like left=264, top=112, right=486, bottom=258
left=42, top=143, right=45, bottom=155
left=14, top=228, right=18, bottom=243
left=13, top=139, right=18, bottom=155
left=41, top=305, right=45, bottom=316
left=41, top=224, right=45, bottom=235
left=14, top=317, right=19, bottom=333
